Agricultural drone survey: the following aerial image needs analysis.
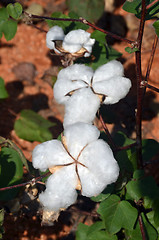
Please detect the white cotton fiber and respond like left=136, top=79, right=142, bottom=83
left=32, top=140, right=73, bottom=172
left=62, top=30, right=92, bottom=53
left=39, top=165, right=78, bottom=211
left=46, top=26, right=64, bottom=50
left=93, top=60, right=124, bottom=83
left=63, top=88, right=100, bottom=128
left=93, top=76, right=132, bottom=104
left=53, top=64, right=93, bottom=104
left=78, top=139, right=119, bottom=197
left=64, top=122, right=100, bottom=158
left=83, top=38, right=95, bottom=57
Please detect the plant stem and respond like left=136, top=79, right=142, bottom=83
left=145, top=35, right=158, bottom=82
left=139, top=214, right=147, bottom=240
left=146, top=0, right=158, bottom=10
left=135, top=0, right=146, bottom=169
left=0, top=172, right=51, bottom=191
left=143, top=82, right=159, bottom=93
left=99, top=113, right=117, bottom=151
left=24, top=12, right=134, bottom=44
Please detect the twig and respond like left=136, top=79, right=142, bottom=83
left=142, top=82, right=159, bottom=93
left=99, top=113, right=117, bottom=151
left=145, top=35, right=158, bottom=82
left=139, top=214, right=147, bottom=240
left=0, top=172, right=51, bottom=191
left=135, top=0, right=146, bottom=169
left=24, top=12, right=134, bottom=44
left=116, top=142, right=137, bottom=151
left=146, top=0, right=158, bottom=10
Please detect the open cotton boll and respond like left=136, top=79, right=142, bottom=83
left=62, top=29, right=93, bottom=53
left=78, top=139, right=119, bottom=197
left=93, top=76, right=132, bottom=104
left=46, top=26, right=65, bottom=51
left=39, top=165, right=78, bottom=211
left=93, top=60, right=124, bottom=83
left=32, top=140, right=72, bottom=172
left=83, top=38, right=96, bottom=57
left=53, top=64, right=93, bottom=103
left=64, top=122, right=100, bottom=158
left=63, top=88, right=100, bottom=128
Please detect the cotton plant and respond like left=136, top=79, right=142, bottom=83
left=32, top=123, right=119, bottom=211
left=46, top=26, right=95, bottom=66
left=53, top=60, right=132, bottom=127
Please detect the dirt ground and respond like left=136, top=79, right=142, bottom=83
left=0, top=0, right=159, bottom=239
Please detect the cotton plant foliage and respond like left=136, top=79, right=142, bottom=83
left=32, top=123, right=119, bottom=211
left=46, top=26, right=95, bottom=57
left=54, top=60, right=132, bottom=127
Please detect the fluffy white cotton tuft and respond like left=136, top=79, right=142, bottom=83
left=93, top=60, right=124, bottom=83
left=78, top=139, right=119, bottom=197
left=46, top=26, right=64, bottom=51
left=63, top=88, right=100, bottom=128
left=64, top=122, right=100, bottom=158
left=93, top=76, right=132, bottom=104
left=39, top=165, right=78, bottom=211
left=53, top=64, right=93, bottom=104
left=62, top=29, right=95, bottom=55
left=32, top=140, right=72, bottom=172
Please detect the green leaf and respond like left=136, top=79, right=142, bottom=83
left=152, top=199, right=159, bottom=227
left=0, top=8, right=9, bottom=20
left=76, top=222, right=117, bottom=240
left=2, top=19, right=17, bottom=41
left=125, top=46, right=139, bottom=53
left=0, top=147, right=23, bottom=201
left=0, top=209, right=4, bottom=239
left=126, top=172, right=159, bottom=202
left=153, top=20, right=159, bottom=38
left=142, top=139, right=159, bottom=163
left=98, top=195, right=138, bottom=234
left=6, top=3, right=22, bottom=20
left=77, top=42, right=122, bottom=70
left=91, top=183, right=114, bottom=202
left=66, top=0, right=105, bottom=22
left=0, top=77, right=8, bottom=99
left=68, top=12, right=89, bottom=31
left=46, top=12, right=71, bottom=31
left=91, top=30, right=106, bottom=45
left=147, top=211, right=159, bottom=233
left=125, top=213, right=158, bottom=240
left=14, top=110, right=56, bottom=142
left=122, top=0, right=141, bottom=14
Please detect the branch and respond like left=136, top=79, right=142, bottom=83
left=142, top=82, right=159, bottom=93
left=139, top=214, right=147, bottom=240
left=0, top=172, right=51, bottom=191
left=146, top=0, right=158, bottom=10
left=145, top=35, right=158, bottom=82
left=135, top=0, right=147, bottom=169
left=98, top=113, right=117, bottom=151
left=24, top=12, right=134, bottom=44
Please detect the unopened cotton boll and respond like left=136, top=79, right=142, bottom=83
left=46, top=26, right=65, bottom=51
left=63, top=88, right=100, bottom=128
left=32, top=122, right=119, bottom=211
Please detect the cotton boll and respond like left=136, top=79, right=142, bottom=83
left=83, top=38, right=96, bottom=57
left=54, top=64, right=93, bottom=103
left=32, top=140, right=72, bottom=171
left=93, top=76, right=132, bottom=104
left=46, top=26, right=64, bottom=50
left=93, top=60, right=124, bottom=83
left=63, top=88, right=100, bottom=128
left=78, top=139, right=119, bottom=197
left=62, top=30, right=91, bottom=53
left=39, top=165, right=78, bottom=211
left=64, top=122, right=100, bottom=158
